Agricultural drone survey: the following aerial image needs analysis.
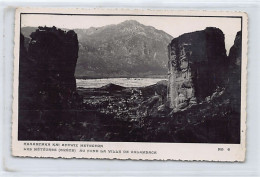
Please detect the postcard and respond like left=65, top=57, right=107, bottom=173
left=12, top=8, right=247, bottom=161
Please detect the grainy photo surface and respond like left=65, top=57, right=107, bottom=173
left=12, top=8, right=247, bottom=161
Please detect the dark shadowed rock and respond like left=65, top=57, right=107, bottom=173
left=137, top=95, right=164, bottom=118
left=19, top=34, right=35, bottom=109
left=167, top=27, right=228, bottom=108
left=140, top=80, right=168, bottom=101
left=100, top=83, right=126, bottom=91
left=226, top=31, right=242, bottom=112
left=19, top=26, right=81, bottom=110
left=156, top=80, right=168, bottom=86
left=229, top=31, right=242, bottom=67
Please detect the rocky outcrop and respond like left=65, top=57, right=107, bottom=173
left=167, top=27, right=228, bottom=109
left=228, top=31, right=242, bottom=67
left=19, top=26, right=82, bottom=110
left=137, top=81, right=168, bottom=121
left=226, top=31, right=242, bottom=112
left=19, top=34, right=33, bottom=109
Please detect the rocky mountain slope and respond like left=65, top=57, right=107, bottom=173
left=22, top=20, right=173, bottom=78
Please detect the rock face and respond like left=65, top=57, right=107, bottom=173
left=167, top=27, right=228, bottom=108
left=226, top=31, right=242, bottom=112
left=19, top=27, right=81, bottom=110
left=19, top=34, right=31, bottom=109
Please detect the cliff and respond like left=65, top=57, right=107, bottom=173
left=19, top=34, right=32, bottom=109
left=19, top=27, right=82, bottom=110
left=226, top=31, right=242, bottom=112
left=167, top=27, right=228, bottom=109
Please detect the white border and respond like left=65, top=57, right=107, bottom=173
left=12, top=7, right=248, bottom=162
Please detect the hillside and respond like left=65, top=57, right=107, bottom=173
left=21, top=20, right=173, bottom=78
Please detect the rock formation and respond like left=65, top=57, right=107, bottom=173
left=167, top=27, right=228, bottom=109
left=226, top=31, right=242, bottom=112
left=19, top=26, right=81, bottom=110
left=19, top=34, right=33, bottom=109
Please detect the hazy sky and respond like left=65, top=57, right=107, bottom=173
left=21, top=14, right=241, bottom=54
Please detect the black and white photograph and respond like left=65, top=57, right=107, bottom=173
left=12, top=8, right=247, bottom=161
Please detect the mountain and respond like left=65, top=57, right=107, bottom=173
left=75, top=20, right=173, bottom=78
left=21, top=20, right=173, bottom=78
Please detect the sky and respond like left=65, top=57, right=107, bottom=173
left=21, top=14, right=241, bottom=54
